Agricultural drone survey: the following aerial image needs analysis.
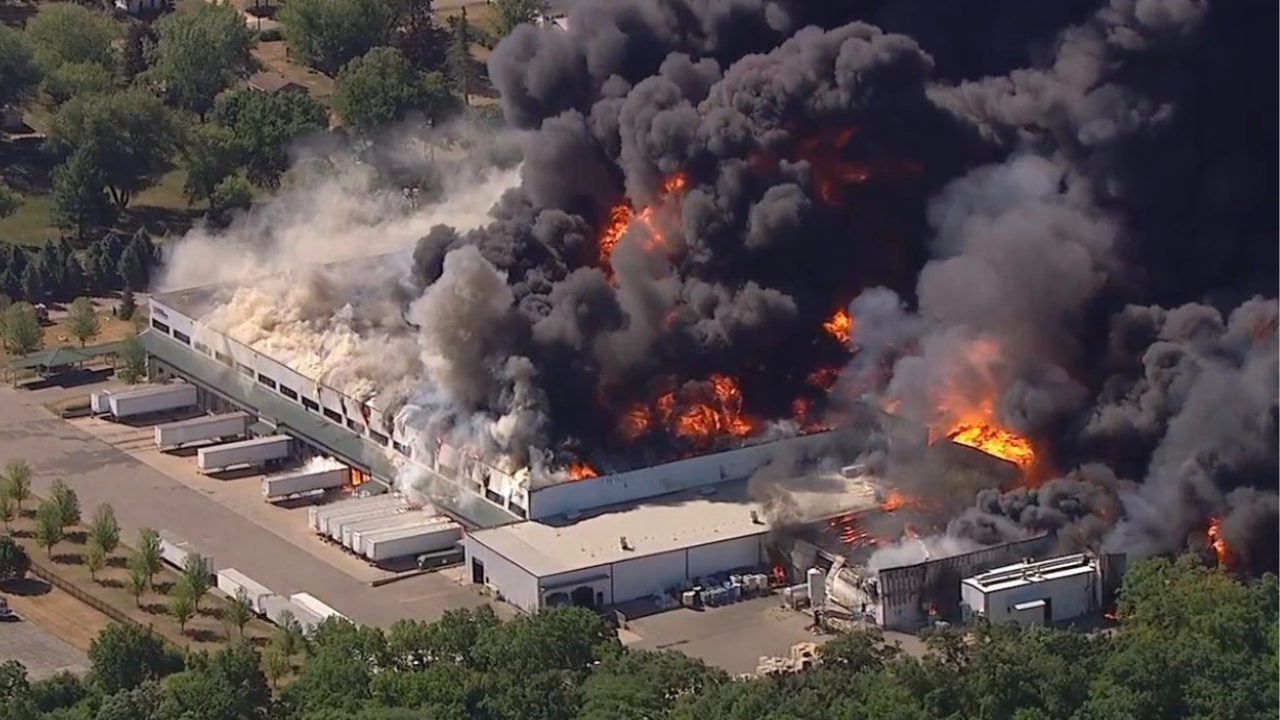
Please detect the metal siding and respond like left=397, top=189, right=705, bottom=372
left=465, top=534, right=540, bottom=613
left=611, top=550, right=688, bottom=604
left=686, top=536, right=762, bottom=579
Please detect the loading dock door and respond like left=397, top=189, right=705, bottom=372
left=471, top=558, right=486, bottom=584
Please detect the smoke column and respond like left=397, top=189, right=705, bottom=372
left=167, top=0, right=1276, bottom=572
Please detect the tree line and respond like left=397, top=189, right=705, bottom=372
left=0, top=554, right=1274, bottom=720
left=0, top=230, right=156, bottom=306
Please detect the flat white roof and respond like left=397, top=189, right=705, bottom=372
left=963, top=553, right=1097, bottom=594
left=468, top=479, right=769, bottom=578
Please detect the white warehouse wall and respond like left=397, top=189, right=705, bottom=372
left=687, top=536, right=762, bottom=579
left=464, top=533, right=541, bottom=613
left=609, top=550, right=690, bottom=603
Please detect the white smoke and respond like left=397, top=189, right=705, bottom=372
left=866, top=533, right=982, bottom=571
left=301, top=455, right=346, bottom=473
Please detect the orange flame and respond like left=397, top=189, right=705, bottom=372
left=822, top=308, right=854, bottom=344
left=621, top=374, right=756, bottom=445
left=1207, top=517, right=1229, bottom=566
left=598, top=172, right=689, bottom=278
left=749, top=127, right=920, bottom=205
left=564, top=462, right=599, bottom=481
left=946, top=419, right=1037, bottom=472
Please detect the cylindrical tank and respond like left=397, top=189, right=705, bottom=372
left=826, top=568, right=873, bottom=611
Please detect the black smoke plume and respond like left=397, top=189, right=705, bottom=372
left=402, top=0, right=1276, bottom=570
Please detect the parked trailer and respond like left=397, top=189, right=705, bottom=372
left=197, top=435, right=292, bottom=474
left=215, top=569, right=275, bottom=614
left=363, top=523, right=464, bottom=562
left=290, top=593, right=348, bottom=622
left=260, top=594, right=324, bottom=632
left=154, top=412, right=250, bottom=451
left=108, top=383, right=198, bottom=419
left=309, top=496, right=403, bottom=535
left=157, top=531, right=215, bottom=575
left=262, top=466, right=350, bottom=501
left=90, top=390, right=112, bottom=415
left=336, top=509, right=412, bottom=548
left=316, top=498, right=407, bottom=539
left=350, top=514, right=444, bottom=554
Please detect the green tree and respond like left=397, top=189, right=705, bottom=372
left=25, top=4, right=119, bottom=71
left=279, top=0, right=405, bottom=75
left=392, top=0, right=447, bottom=72
left=164, top=643, right=272, bottom=720
left=46, top=90, right=180, bottom=209
left=34, top=500, right=64, bottom=558
left=181, top=553, right=211, bottom=612
left=2, top=459, right=31, bottom=515
left=0, top=535, right=30, bottom=581
left=67, top=296, right=100, bottom=347
left=272, top=609, right=304, bottom=659
left=50, top=149, right=117, bottom=241
left=133, top=527, right=163, bottom=589
left=117, top=333, right=147, bottom=383
left=0, top=494, right=13, bottom=531
left=446, top=8, right=478, bottom=101
left=262, top=646, right=288, bottom=688
left=117, top=286, right=138, bottom=322
left=41, top=61, right=116, bottom=107
left=209, top=175, right=253, bottom=220
left=211, top=89, right=328, bottom=189
left=0, top=183, right=22, bottom=220
left=88, top=502, right=121, bottom=555
left=222, top=587, right=254, bottom=639
left=87, top=623, right=183, bottom=693
left=117, top=229, right=156, bottom=290
left=169, top=580, right=196, bottom=634
left=490, top=0, right=547, bottom=39
left=332, top=46, right=458, bottom=136
left=126, top=562, right=147, bottom=606
left=149, top=3, right=256, bottom=119
left=85, top=539, right=105, bottom=581
left=20, top=262, right=44, bottom=304
left=93, top=682, right=165, bottom=720
left=0, top=26, right=40, bottom=109
left=121, top=23, right=156, bottom=80
left=0, top=659, right=29, bottom=702
left=180, top=123, right=242, bottom=204
left=61, top=250, right=85, bottom=303
left=1, top=302, right=42, bottom=357
left=48, top=479, right=80, bottom=530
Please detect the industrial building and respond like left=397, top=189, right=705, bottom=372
left=463, top=478, right=771, bottom=613
left=960, top=553, right=1104, bottom=627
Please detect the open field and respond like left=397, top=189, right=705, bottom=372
left=253, top=41, right=336, bottom=105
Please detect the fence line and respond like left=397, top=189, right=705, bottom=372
left=27, top=560, right=171, bottom=648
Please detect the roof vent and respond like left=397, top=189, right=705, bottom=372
left=619, top=536, right=631, bottom=551
left=750, top=510, right=762, bottom=525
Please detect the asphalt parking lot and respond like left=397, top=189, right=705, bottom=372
left=625, top=595, right=824, bottom=675
left=0, top=620, right=89, bottom=681
left=0, top=379, right=499, bottom=628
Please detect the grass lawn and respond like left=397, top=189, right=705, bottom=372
left=253, top=40, right=336, bottom=104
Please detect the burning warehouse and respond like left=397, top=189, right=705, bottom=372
left=147, top=0, right=1277, bottom=616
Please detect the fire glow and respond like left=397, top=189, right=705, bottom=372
left=620, top=374, right=755, bottom=446
left=565, top=462, right=600, bottom=482
left=946, top=419, right=1037, bottom=472
left=598, top=172, right=689, bottom=279
left=1207, top=517, right=1230, bottom=567
left=823, top=308, right=854, bottom=345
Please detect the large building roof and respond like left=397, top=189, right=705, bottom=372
left=467, top=478, right=771, bottom=578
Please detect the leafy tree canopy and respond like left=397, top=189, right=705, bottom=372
left=25, top=4, right=120, bottom=72
left=147, top=3, right=256, bottom=119
left=211, top=89, right=328, bottom=189
left=0, top=26, right=40, bottom=108
left=279, top=0, right=406, bottom=76
left=46, top=90, right=180, bottom=209
left=332, top=46, right=459, bottom=136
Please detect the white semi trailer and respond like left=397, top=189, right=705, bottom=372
left=89, top=390, right=112, bottom=415
left=260, top=594, right=324, bottom=632
left=348, top=514, right=438, bottom=553
left=108, top=383, right=198, bottom=419
left=308, top=496, right=403, bottom=535
left=262, top=466, right=350, bottom=502
left=215, top=569, right=275, bottom=614
left=362, top=523, right=463, bottom=562
left=157, top=531, right=215, bottom=575
left=290, top=592, right=347, bottom=622
left=154, top=412, right=251, bottom=451
left=315, top=498, right=406, bottom=538
left=197, top=435, right=292, bottom=474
